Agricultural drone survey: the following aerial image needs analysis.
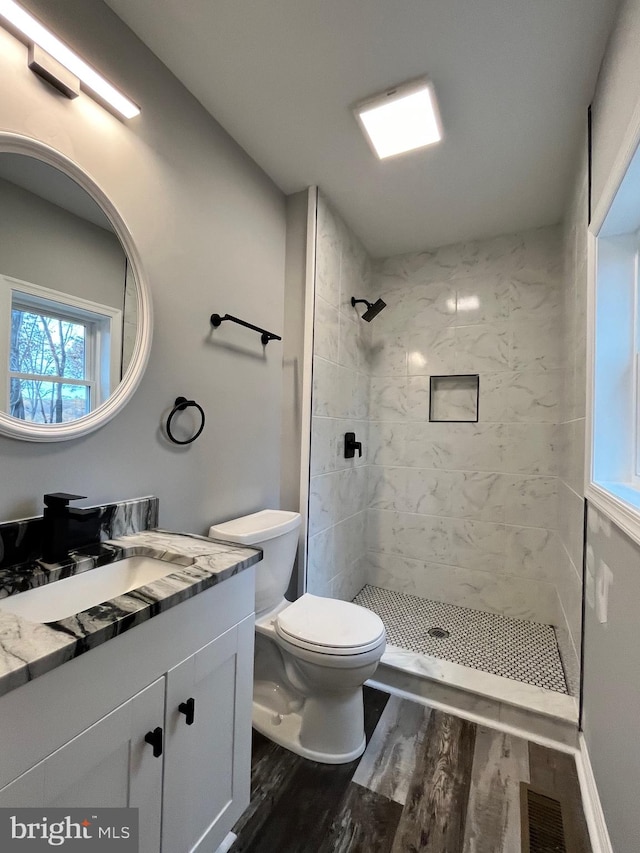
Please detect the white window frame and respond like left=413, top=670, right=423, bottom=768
left=635, top=300, right=640, bottom=485
left=0, top=275, right=122, bottom=421
left=587, top=100, right=640, bottom=548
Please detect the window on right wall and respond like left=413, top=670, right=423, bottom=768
left=590, top=131, right=640, bottom=542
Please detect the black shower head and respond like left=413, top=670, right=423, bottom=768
left=362, top=298, right=387, bottom=322
left=351, top=297, right=387, bottom=322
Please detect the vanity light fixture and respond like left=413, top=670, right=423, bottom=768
left=0, top=0, right=140, bottom=118
left=354, top=77, right=442, bottom=159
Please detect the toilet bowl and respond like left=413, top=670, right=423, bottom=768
left=209, top=510, right=386, bottom=764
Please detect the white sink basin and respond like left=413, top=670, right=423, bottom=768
left=0, top=556, right=186, bottom=623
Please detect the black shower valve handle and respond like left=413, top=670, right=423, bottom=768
left=344, top=432, right=362, bottom=459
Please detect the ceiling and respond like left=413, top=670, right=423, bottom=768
left=104, top=0, right=619, bottom=257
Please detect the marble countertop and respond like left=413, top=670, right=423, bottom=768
left=0, top=529, right=260, bottom=698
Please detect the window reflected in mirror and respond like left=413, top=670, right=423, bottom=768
left=7, top=281, right=122, bottom=423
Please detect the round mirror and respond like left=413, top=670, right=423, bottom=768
left=0, top=134, right=152, bottom=441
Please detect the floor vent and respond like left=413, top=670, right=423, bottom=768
left=521, top=786, right=567, bottom=853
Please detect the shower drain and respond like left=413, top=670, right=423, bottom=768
left=427, top=626, right=450, bottom=639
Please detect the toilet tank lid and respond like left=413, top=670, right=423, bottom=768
left=209, top=509, right=301, bottom=545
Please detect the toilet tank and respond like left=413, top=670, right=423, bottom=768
left=209, top=510, right=301, bottom=616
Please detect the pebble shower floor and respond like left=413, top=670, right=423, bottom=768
left=353, top=584, right=568, bottom=694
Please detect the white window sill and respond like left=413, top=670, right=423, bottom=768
left=586, top=481, right=640, bottom=548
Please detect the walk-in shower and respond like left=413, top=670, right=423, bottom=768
left=306, top=191, right=579, bottom=732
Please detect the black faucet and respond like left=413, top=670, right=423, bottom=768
left=42, top=493, right=102, bottom=563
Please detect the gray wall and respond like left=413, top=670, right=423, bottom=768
left=0, top=0, right=286, bottom=530
left=280, top=190, right=309, bottom=516
left=281, top=189, right=310, bottom=600
left=579, top=0, right=640, bottom=850
left=0, top=176, right=125, bottom=309
left=583, top=507, right=640, bottom=853
left=591, top=0, right=640, bottom=208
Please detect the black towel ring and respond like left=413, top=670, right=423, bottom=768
left=166, top=397, right=205, bottom=445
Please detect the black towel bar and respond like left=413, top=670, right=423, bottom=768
left=210, top=313, right=281, bottom=345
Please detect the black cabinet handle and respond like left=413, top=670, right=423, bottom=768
left=144, top=726, right=163, bottom=757
left=178, top=697, right=196, bottom=726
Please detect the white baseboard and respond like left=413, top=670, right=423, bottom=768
left=214, top=832, right=237, bottom=853
left=575, top=733, right=613, bottom=853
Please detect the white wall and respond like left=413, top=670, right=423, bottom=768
left=0, top=0, right=285, bottom=530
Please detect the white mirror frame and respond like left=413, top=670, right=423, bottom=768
left=0, top=132, right=152, bottom=442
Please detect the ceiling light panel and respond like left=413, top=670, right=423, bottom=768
left=355, top=78, right=442, bottom=160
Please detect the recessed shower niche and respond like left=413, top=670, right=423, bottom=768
left=428, top=374, right=479, bottom=423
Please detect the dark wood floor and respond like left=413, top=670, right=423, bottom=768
left=232, top=688, right=591, bottom=853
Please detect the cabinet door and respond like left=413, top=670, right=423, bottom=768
left=0, top=678, right=164, bottom=853
left=162, top=615, right=254, bottom=853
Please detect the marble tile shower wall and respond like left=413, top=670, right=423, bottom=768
left=308, top=194, right=373, bottom=600
left=557, top=146, right=589, bottom=690
left=366, top=227, right=564, bottom=626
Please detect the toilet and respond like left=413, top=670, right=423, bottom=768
left=209, top=509, right=386, bottom=764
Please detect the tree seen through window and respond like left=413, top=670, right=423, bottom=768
left=9, top=307, right=89, bottom=423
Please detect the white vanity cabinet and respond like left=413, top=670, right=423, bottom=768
left=163, top=620, right=253, bottom=853
left=0, top=568, right=255, bottom=853
left=0, top=678, right=165, bottom=851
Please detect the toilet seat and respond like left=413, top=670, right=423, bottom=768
left=275, top=593, right=385, bottom=656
